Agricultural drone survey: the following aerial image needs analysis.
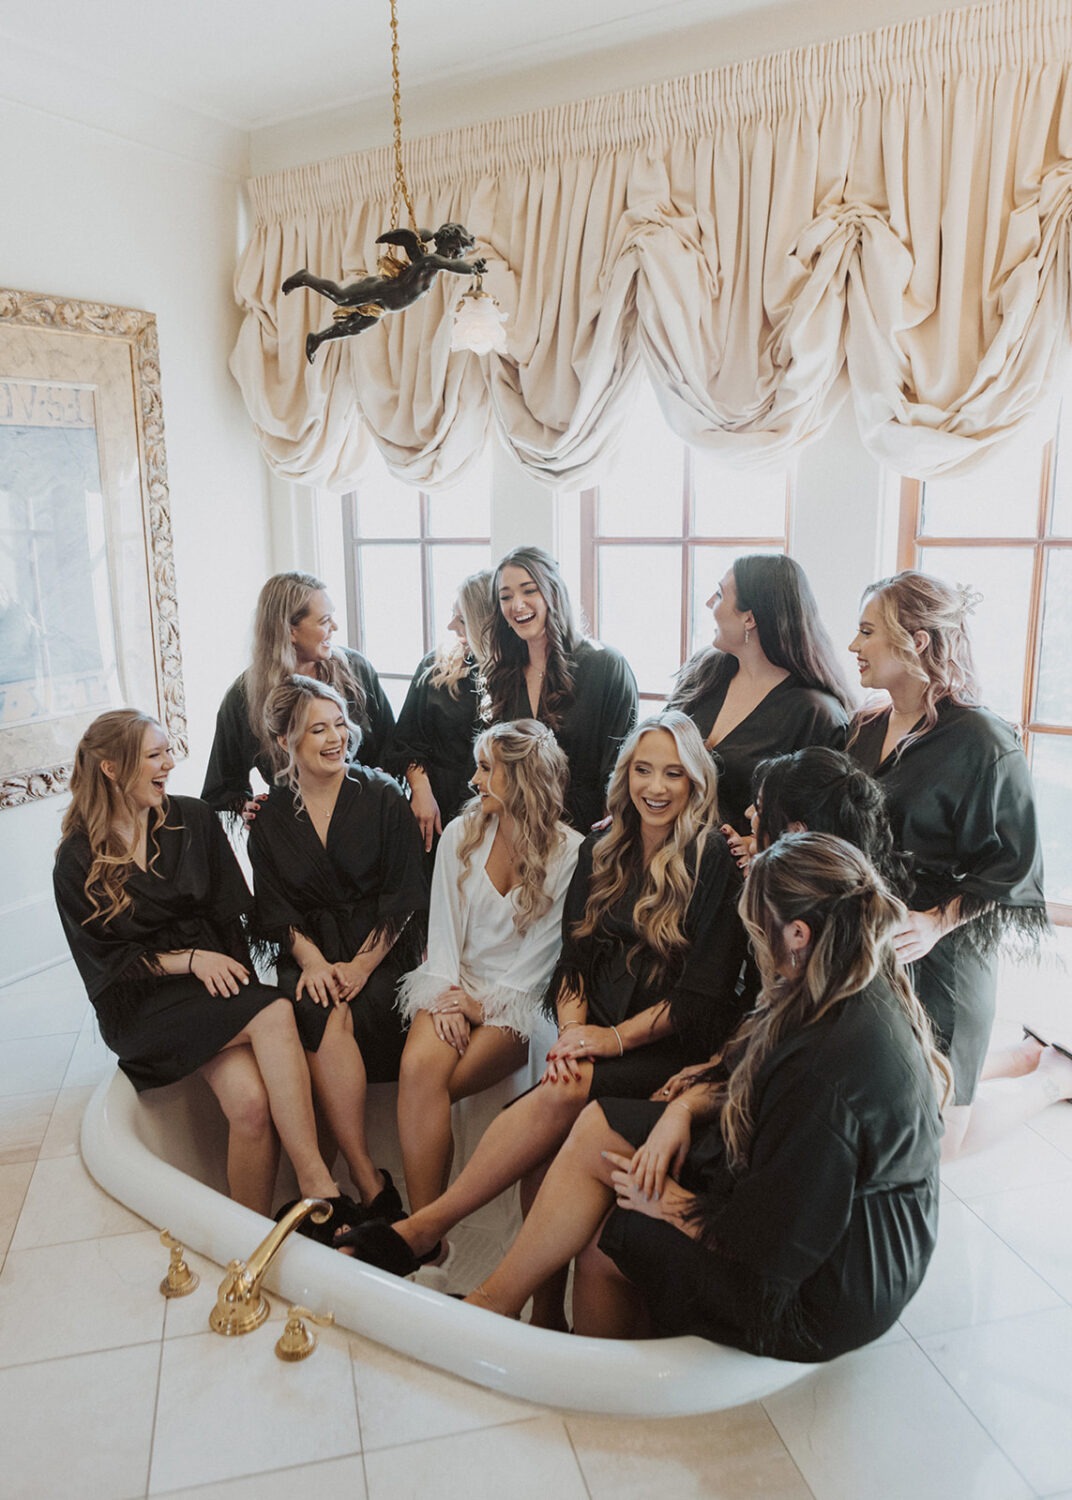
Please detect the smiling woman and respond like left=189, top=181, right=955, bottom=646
left=52, top=708, right=354, bottom=1224
left=483, top=547, right=638, bottom=832
left=247, top=675, right=430, bottom=1222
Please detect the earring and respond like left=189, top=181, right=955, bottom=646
left=790, top=951, right=798, bottom=969
left=744, top=628, right=751, bottom=645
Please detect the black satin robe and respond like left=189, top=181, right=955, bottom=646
left=388, top=650, right=482, bottom=829
left=248, top=768, right=428, bottom=1080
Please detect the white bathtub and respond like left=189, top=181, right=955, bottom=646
left=81, top=1064, right=817, bottom=1415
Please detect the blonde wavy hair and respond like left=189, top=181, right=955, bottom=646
left=427, top=569, right=495, bottom=697
left=574, top=712, right=719, bottom=982
left=714, top=831, right=952, bottom=1171
left=850, top=571, right=981, bottom=752
left=454, top=719, right=569, bottom=935
left=60, top=709, right=174, bottom=924
left=262, top=676, right=360, bottom=812
left=245, top=572, right=365, bottom=757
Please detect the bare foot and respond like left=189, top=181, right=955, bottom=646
left=1036, top=1045, right=1072, bottom=1103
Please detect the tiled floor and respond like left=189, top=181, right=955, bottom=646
left=1, top=939, right=1070, bottom=1500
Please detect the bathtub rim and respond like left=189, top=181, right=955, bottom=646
left=80, top=1065, right=819, bottom=1417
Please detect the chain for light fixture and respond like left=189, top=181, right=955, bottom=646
left=389, top=0, right=418, bottom=235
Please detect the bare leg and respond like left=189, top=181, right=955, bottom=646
left=464, top=1101, right=633, bottom=1319
left=306, top=1003, right=382, bottom=1204
left=942, top=1047, right=1072, bottom=1160
left=224, top=998, right=337, bottom=1198
left=382, top=1064, right=595, bottom=1259
left=980, top=1036, right=1044, bottom=1081
left=397, top=1013, right=528, bottom=1212
left=573, top=1238, right=653, bottom=1340
left=199, top=1047, right=280, bottom=1214
left=519, top=1161, right=569, bottom=1331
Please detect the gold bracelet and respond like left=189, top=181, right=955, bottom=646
left=558, top=1020, right=582, bottom=1036
left=610, top=1025, right=624, bottom=1056
left=671, top=1099, right=692, bottom=1116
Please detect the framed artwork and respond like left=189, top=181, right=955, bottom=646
left=0, top=288, right=186, bottom=808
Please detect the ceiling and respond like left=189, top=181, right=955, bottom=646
left=0, top=0, right=779, bottom=132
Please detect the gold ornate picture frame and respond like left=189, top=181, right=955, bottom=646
left=0, top=289, right=187, bottom=808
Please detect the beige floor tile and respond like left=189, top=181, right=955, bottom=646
left=567, top=1402, right=810, bottom=1499
left=0, top=1032, right=78, bottom=1096
left=153, top=1454, right=367, bottom=1500
left=899, top=1195, right=1062, bottom=1338
left=921, top=1307, right=1072, bottom=1496
left=0, top=1160, right=35, bottom=1262
left=968, top=1181, right=1072, bottom=1300
left=38, top=1082, right=97, bottom=1158
left=350, top=1332, right=540, bottom=1450
left=0, top=1089, right=55, bottom=1164
left=940, top=1123, right=1072, bottom=1202
left=363, top=1415, right=587, bottom=1500
left=9, top=1152, right=147, bottom=1251
left=0, top=1229, right=167, bottom=1367
left=0, top=1342, right=159, bottom=1500
left=764, top=1339, right=1031, bottom=1500
left=149, top=1325, right=361, bottom=1492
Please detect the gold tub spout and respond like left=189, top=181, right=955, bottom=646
left=209, top=1198, right=331, bottom=1337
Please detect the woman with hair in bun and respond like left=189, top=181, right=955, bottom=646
left=201, top=571, right=393, bottom=822
left=461, top=833, right=949, bottom=1359
left=848, top=571, right=1067, bottom=1156
left=53, top=709, right=362, bottom=1229
left=486, top=546, right=638, bottom=831
left=669, top=554, right=853, bottom=832
left=339, top=713, right=749, bottom=1322
left=391, top=569, right=496, bottom=852
left=395, top=720, right=583, bottom=1214
left=247, top=676, right=428, bottom=1221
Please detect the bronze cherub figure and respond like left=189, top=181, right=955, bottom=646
left=283, top=222, right=487, bottom=362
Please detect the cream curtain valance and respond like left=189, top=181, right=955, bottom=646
left=231, top=0, right=1072, bottom=490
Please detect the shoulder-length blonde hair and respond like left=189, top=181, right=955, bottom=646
left=59, top=709, right=173, bottom=924
left=714, top=831, right=951, bottom=1171
left=849, top=570, right=981, bottom=752
left=574, top=711, right=719, bottom=981
left=482, top=547, right=581, bottom=732
left=427, top=569, right=495, bottom=697
left=454, top=719, right=569, bottom=934
left=262, top=675, right=360, bottom=812
left=245, top=572, right=365, bottom=755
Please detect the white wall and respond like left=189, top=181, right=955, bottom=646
left=0, top=99, right=274, bottom=981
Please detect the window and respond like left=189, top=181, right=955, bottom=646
left=565, top=384, right=792, bottom=704
left=343, top=450, right=492, bottom=713
left=898, top=413, right=1072, bottom=919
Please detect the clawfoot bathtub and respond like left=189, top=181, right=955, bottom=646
left=81, top=1066, right=817, bottom=1415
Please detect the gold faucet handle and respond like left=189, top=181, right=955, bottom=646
left=158, top=1228, right=200, bottom=1298
left=276, top=1305, right=335, bottom=1362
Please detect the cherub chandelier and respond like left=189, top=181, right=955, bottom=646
left=282, top=0, right=506, bottom=362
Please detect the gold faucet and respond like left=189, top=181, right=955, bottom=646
left=209, top=1198, right=331, bottom=1337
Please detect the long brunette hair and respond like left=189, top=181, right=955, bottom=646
left=483, top=547, right=580, bottom=732
left=670, top=554, right=853, bottom=714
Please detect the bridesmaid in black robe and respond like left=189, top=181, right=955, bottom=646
left=201, top=571, right=393, bottom=822
left=484, top=546, right=638, bottom=831
left=53, top=709, right=360, bottom=1226
left=848, top=571, right=1062, bottom=1156
left=248, top=676, right=428, bottom=1217
left=669, top=554, right=852, bottom=831
left=459, top=833, right=947, bottom=1359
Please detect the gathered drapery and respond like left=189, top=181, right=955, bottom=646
left=231, top=0, right=1072, bottom=489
